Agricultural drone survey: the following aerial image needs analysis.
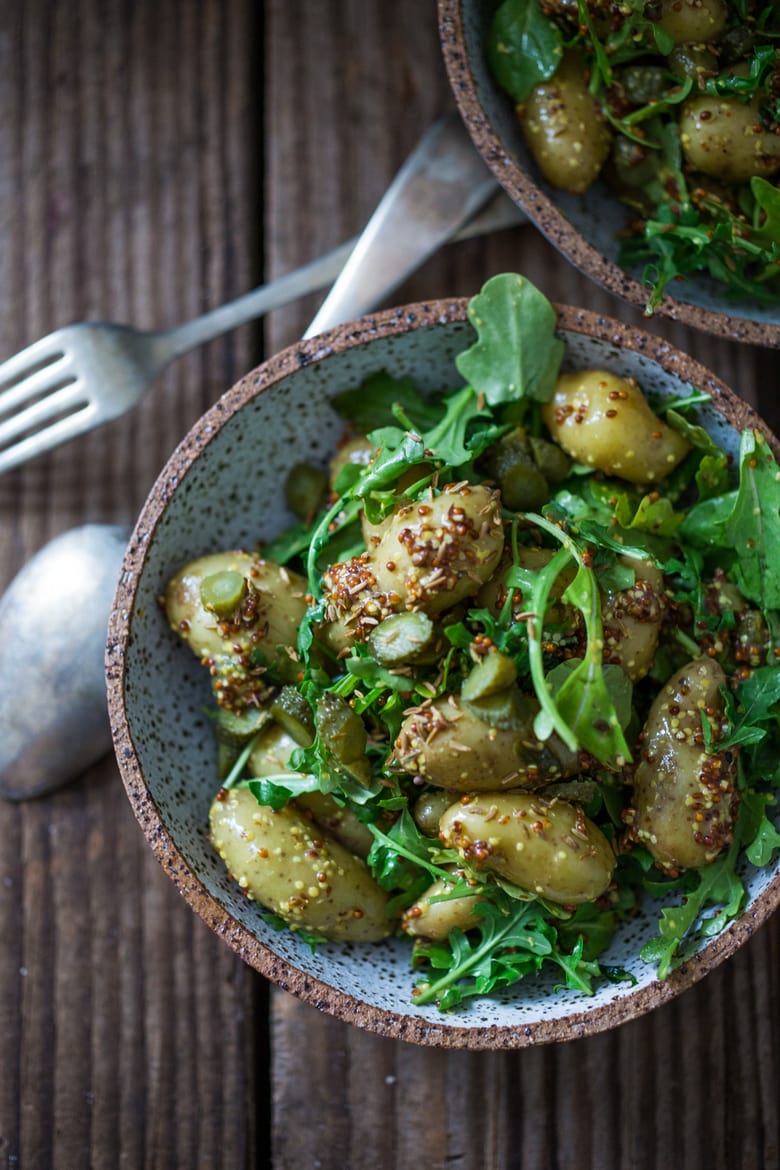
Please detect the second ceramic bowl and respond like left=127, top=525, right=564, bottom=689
left=439, top=0, right=780, bottom=347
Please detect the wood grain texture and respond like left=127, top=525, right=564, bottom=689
left=0, top=2, right=263, bottom=1167
left=1, top=1, right=779, bottom=1168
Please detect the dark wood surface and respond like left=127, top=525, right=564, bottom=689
left=0, top=2, right=778, bottom=1167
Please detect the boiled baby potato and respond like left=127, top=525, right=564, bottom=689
left=320, top=483, right=504, bottom=651
left=402, top=875, right=484, bottom=940
left=210, top=787, right=389, bottom=942
left=542, top=370, right=691, bottom=485
left=295, top=790, right=374, bottom=861
left=329, top=434, right=375, bottom=490
left=248, top=722, right=299, bottom=776
left=658, top=0, right=727, bottom=44
left=518, top=51, right=612, bottom=194
left=439, top=793, right=615, bottom=905
left=394, top=694, right=577, bottom=791
left=630, top=657, right=738, bottom=872
left=249, top=723, right=373, bottom=858
left=679, top=94, right=780, bottom=183
left=371, top=482, right=505, bottom=614
left=164, top=551, right=308, bottom=688
left=602, top=558, right=665, bottom=682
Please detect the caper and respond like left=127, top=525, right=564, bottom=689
left=668, top=44, right=718, bottom=82
left=610, top=134, right=662, bottom=191
left=412, top=789, right=455, bottom=836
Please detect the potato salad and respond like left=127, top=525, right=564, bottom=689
left=487, top=0, right=780, bottom=309
left=163, top=274, right=780, bottom=1011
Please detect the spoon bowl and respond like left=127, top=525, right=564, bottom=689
left=0, top=523, right=130, bottom=800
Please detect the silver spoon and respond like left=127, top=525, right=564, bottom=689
left=0, top=118, right=524, bottom=800
left=0, top=524, right=130, bottom=799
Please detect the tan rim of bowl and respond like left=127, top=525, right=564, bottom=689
left=438, top=0, right=780, bottom=349
left=107, top=299, right=780, bottom=1049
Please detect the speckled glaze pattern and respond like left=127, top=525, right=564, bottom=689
left=107, top=299, right=780, bottom=1049
left=438, top=0, right=780, bottom=348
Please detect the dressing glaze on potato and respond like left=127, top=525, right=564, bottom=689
left=629, top=657, right=738, bottom=872
left=602, top=558, right=665, bottom=682
left=518, top=51, right=612, bottom=194
left=394, top=694, right=578, bottom=792
left=679, top=94, right=780, bottom=183
left=439, top=793, right=616, bottom=906
left=164, top=551, right=308, bottom=695
left=542, top=370, right=691, bottom=485
left=402, top=875, right=485, bottom=940
left=320, top=482, right=504, bottom=650
left=209, top=787, right=389, bottom=942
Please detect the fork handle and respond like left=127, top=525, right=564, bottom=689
left=153, top=239, right=356, bottom=360
left=150, top=192, right=526, bottom=362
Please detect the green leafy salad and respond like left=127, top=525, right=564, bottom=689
left=163, top=273, right=780, bottom=1012
left=486, top=0, right=780, bottom=310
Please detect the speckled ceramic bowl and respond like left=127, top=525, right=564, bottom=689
left=438, top=0, right=780, bottom=348
left=107, top=299, right=780, bottom=1048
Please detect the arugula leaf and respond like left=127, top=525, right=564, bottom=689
left=722, top=430, right=780, bottom=618
left=702, top=44, right=777, bottom=99
left=557, top=902, right=619, bottom=962
left=552, top=565, right=633, bottom=764
left=487, top=0, right=563, bottom=104
left=753, top=176, right=780, bottom=243
left=412, top=897, right=604, bottom=1009
left=330, top=370, right=441, bottom=432
left=246, top=773, right=320, bottom=810
left=417, top=384, right=488, bottom=467
left=412, top=900, right=548, bottom=1008
left=455, top=273, right=564, bottom=408
left=507, top=514, right=632, bottom=767
left=342, top=654, right=416, bottom=694
left=640, top=844, right=746, bottom=978
left=743, top=793, right=780, bottom=867
left=719, top=665, right=780, bottom=751
left=367, top=812, right=459, bottom=894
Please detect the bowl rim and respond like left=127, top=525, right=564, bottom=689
left=107, top=296, right=780, bottom=1049
left=437, top=0, right=780, bottom=350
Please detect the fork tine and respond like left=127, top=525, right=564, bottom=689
left=0, top=354, right=75, bottom=417
left=0, top=334, right=70, bottom=394
left=0, top=401, right=98, bottom=474
left=0, top=381, right=91, bottom=451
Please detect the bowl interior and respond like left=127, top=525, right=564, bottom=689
left=112, top=304, right=780, bottom=1047
left=439, top=0, right=780, bottom=346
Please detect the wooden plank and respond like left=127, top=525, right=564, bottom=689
left=0, top=1, right=264, bottom=1166
left=265, top=5, right=780, bottom=1170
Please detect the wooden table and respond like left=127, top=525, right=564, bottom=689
left=1, top=3, right=778, bottom=1167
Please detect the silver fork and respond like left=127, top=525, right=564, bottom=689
left=0, top=138, right=525, bottom=476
